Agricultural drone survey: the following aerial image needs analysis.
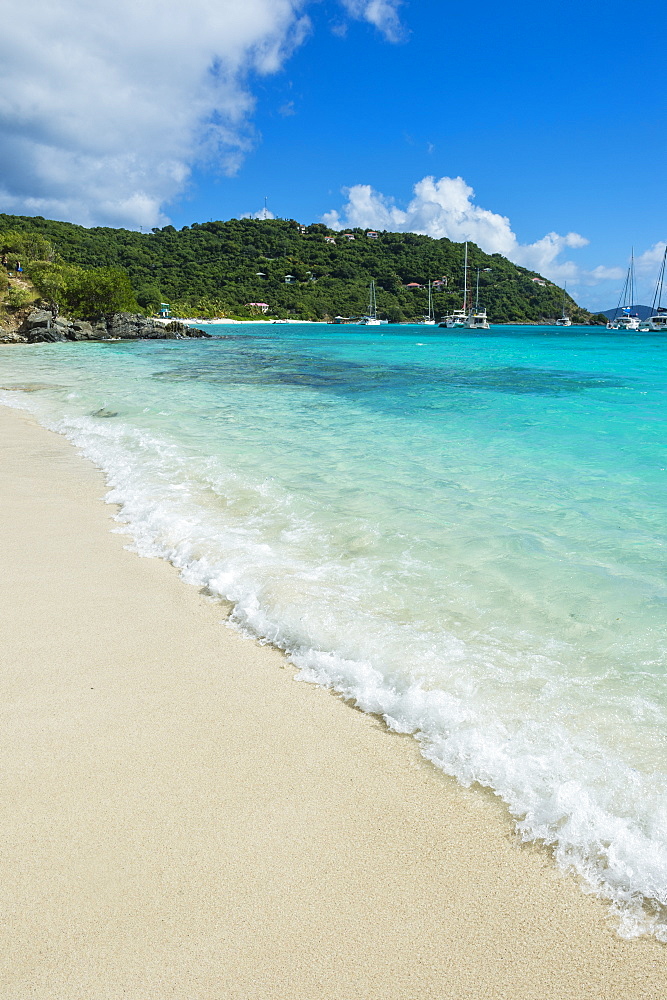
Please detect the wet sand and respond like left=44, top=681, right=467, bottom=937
left=0, top=404, right=664, bottom=999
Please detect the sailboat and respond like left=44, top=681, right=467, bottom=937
left=607, top=252, right=641, bottom=330
left=555, top=282, right=572, bottom=327
left=641, top=245, right=667, bottom=332
left=464, top=267, right=489, bottom=329
left=358, top=280, right=383, bottom=325
left=419, top=280, right=436, bottom=325
left=439, top=243, right=470, bottom=327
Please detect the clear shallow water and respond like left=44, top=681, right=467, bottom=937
left=1, top=324, right=666, bottom=938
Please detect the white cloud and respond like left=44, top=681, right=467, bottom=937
left=635, top=241, right=667, bottom=277
left=2, top=0, right=395, bottom=228
left=587, top=265, right=626, bottom=281
left=339, top=0, right=404, bottom=41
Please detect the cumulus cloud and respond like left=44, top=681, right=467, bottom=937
left=635, top=241, right=667, bottom=277
left=323, top=175, right=597, bottom=283
left=587, top=264, right=626, bottom=282
left=0, top=0, right=403, bottom=229
left=0, top=0, right=316, bottom=228
left=339, top=0, right=404, bottom=41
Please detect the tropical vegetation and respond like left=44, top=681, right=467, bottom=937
left=1, top=213, right=601, bottom=324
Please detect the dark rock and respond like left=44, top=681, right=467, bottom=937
left=71, top=320, right=96, bottom=339
left=0, top=329, right=25, bottom=344
left=8, top=311, right=210, bottom=344
left=26, top=326, right=68, bottom=343
left=94, top=313, right=210, bottom=340
left=23, top=308, right=53, bottom=329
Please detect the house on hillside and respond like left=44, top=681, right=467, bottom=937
left=404, top=282, right=423, bottom=290
left=342, top=233, right=355, bottom=241
left=366, top=231, right=379, bottom=239
left=297, top=224, right=307, bottom=234
left=284, top=274, right=296, bottom=284
left=325, top=236, right=336, bottom=245
left=247, top=302, right=270, bottom=314
left=159, top=303, right=171, bottom=318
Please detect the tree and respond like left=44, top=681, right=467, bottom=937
left=0, top=229, right=54, bottom=263
left=68, top=267, right=139, bottom=316
left=135, top=284, right=162, bottom=311
left=28, top=261, right=139, bottom=318
left=28, top=262, right=71, bottom=316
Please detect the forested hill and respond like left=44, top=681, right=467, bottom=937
left=0, top=213, right=598, bottom=324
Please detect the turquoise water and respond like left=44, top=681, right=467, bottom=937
left=2, top=324, right=666, bottom=938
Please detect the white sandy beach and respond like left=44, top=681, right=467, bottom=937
left=0, top=403, right=664, bottom=999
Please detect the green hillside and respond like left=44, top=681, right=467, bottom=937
left=0, top=213, right=598, bottom=324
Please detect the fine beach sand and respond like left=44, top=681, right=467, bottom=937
left=0, top=404, right=664, bottom=999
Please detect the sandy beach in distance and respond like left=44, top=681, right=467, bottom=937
left=0, top=403, right=664, bottom=999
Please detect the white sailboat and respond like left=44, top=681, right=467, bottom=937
left=555, top=282, right=572, bottom=326
left=607, top=252, right=641, bottom=330
left=419, top=280, right=436, bottom=325
left=641, top=245, right=667, bottom=331
left=464, top=267, right=490, bottom=329
left=440, top=242, right=469, bottom=328
left=358, top=280, right=383, bottom=325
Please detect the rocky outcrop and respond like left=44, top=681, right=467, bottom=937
left=0, top=327, right=25, bottom=344
left=5, top=310, right=211, bottom=344
left=99, top=313, right=210, bottom=341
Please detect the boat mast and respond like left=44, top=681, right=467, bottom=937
left=475, top=269, right=480, bottom=311
left=613, top=265, right=631, bottom=320
left=428, top=280, right=433, bottom=320
left=650, top=246, right=667, bottom=313
left=630, top=249, right=635, bottom=314
left=464, top=243, right=468, bottom=311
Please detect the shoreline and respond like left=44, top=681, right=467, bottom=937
left=0, top=403, right=664, bottom=998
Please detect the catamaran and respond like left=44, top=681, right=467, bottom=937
left=465, top=266, right=489, bottom=329
left=555, top=282, right=572, bottom=327
left=440, top=243, right=470, bottom=328
left=440, top=244, right=490, bottom=329
left=607, top=252, right=641, bottom=330
left=358, top=280, right=383, bottom=325
left=641, top=244, right=667, bottom=332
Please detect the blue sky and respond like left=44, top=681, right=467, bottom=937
left=1, top=0, right=665, bottom=310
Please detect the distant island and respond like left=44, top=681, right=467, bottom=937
left=0, top=213, right=608, bottom=327
left=600, top=305, right=652, bottom=322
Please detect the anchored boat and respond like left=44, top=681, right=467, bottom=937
left=607, top=252, right=641, bottom=330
